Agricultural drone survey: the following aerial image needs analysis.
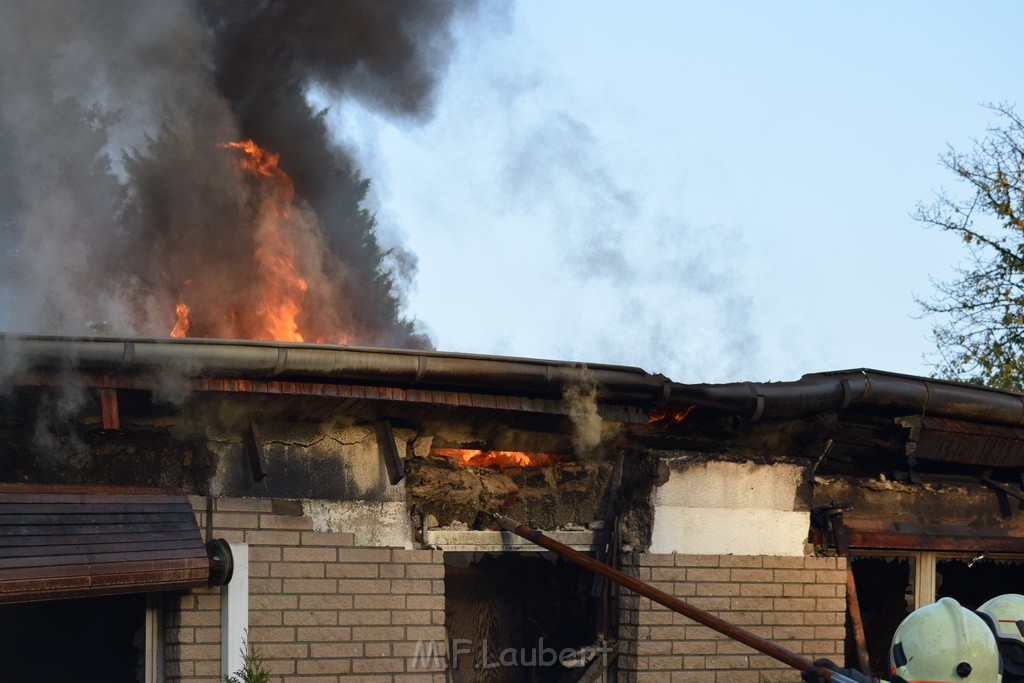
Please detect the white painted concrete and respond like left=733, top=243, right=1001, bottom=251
left=303, top=499, right=414, bottom=548
left=649, top=506, right=809, bottom=555
left=649, top=459, right=809, bottom=556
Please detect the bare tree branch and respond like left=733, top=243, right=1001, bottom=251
left=919, top=104, right=1024, bottom=389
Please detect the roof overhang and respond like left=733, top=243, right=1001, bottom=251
left=0, top=484, right=209, bottom=604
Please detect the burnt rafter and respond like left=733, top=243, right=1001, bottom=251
left=633, top=412, right=840, bottom=463
left=98, top=389, right=119, bottom=431
left=980, top=472, right=1024, bottom=518
left=243, top=419, right=268, bottom=483
left=898, top=415, right=1024, bottom=469
left=375, top=419, right=405, bottom=485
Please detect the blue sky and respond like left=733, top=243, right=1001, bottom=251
left=326, top=2, right=1023, bottom=383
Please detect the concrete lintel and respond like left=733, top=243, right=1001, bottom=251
left=423, top=528, right=598, bottom=551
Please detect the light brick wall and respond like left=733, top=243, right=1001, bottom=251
left=617, top=553, right=847, bottom=683
left=165, top=496, right=447, bottom=683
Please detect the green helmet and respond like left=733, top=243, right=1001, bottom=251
left=889, top=597, right=1001, bottom=682
left=977, top=593, right=1024, bottom=677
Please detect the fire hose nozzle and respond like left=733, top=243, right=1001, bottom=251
left=486, top=511, right=523, bottom=534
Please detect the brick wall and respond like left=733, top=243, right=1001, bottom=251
left=617, top=553, right=847, bottom=683
left=165, top=496, right=447, bottom=682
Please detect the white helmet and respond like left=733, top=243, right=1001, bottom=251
left=977, top=593, right=1024, bottom=677
left=889, top=597, right=1001, bottom=682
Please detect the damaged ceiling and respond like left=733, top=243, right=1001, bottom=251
left=4, top=336, right=1024, bottom=533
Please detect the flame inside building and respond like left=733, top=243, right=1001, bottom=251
left=170, top=140, right=318, bottom=343
left=430, top=448, right=571, bottom=470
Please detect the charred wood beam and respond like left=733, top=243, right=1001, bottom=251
left=981, top=473, right=1024, bottom=504
left=99, top=388, right=119, bottom=431
left=981, top=472, right=1024, bottom=518
left=845, top=566, right=871, bottom=672
left=827, top=520, right=1024, bottom=553
left=596, top=451, right=626, bottom=633
left=243, top=419, right=268, bottom=482
left=375, top=419, right=405, bottom=485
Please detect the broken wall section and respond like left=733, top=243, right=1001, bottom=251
left=406, top=457, right=614, bottom=530
left=404, top=416, right=656, bottom=543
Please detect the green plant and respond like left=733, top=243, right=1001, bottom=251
left=222, top=633, right=271, bottom=683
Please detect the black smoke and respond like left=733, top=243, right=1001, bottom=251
left=0, top=0, right=476, bottom=346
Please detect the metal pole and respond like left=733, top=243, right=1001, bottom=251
left=486, top=512, right=843, bottom=681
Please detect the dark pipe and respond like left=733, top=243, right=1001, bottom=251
left=0, top=335, right=667, bottom=401
left=486, top=512, right=843, bottom=680
left=669, top=370, right=1024, bottom=426
left=6, top=335, right=1024, bottom=429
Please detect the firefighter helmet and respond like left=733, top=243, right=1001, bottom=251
left=889, top=597, right=1001, bottom=682
left=977, top=593, right=1024, bottom=677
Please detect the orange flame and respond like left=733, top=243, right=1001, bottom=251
left=253, top=214, right=308, bottom=342
left=430, top=448, right=570, bottom=470
left=223, top=140, right=283, bottom=178
left=225, top=140, right=309, bottom=342
left=167, top=139, right=310, bottom=342
left=648, top=405, right=696, bottom=425
left=170, top=301, right=190, bottom=338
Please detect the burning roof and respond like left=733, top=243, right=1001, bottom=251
left=5, top=334, right=1024, bottom=476
left=0, top=1, right=481, bottom=346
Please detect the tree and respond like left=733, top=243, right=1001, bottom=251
left=916, top=103, right=1024, bottom=390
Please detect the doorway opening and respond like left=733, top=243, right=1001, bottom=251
left=445, top=552, right=603, bottom=682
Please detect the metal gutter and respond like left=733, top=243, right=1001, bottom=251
left=0, top=335, right=670, bottom=404
left=6, top=335, right=1024, bottom=427
left=666, top=369, right=1024, bottom=427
